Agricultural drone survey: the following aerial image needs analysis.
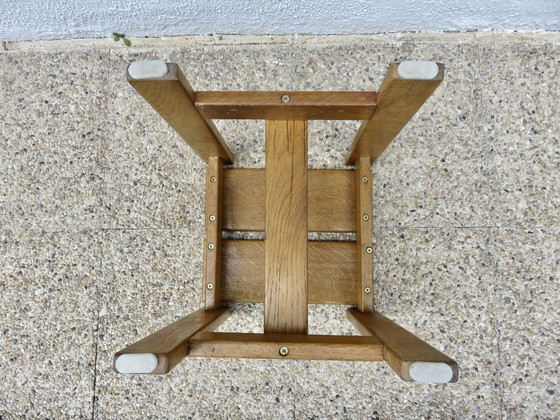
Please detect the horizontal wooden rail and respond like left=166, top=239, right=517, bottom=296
left=188, top=332, right=383, bottom=361
left=195, top=91, right=377, bottom=120
left=221, top=240, right=357, bottom=305
left=114, top=308, right=230, bottom=374
left=347, top=309, right=458, bottom=383
left=223, top=169, right=356, bottom=232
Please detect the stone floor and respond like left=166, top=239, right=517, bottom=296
left=0, top=32, right=558, bottom=419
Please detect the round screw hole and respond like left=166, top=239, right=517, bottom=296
left=208, top=243, right=215, bottom=250
left=366, top=247, right=373, bottom=254
left=209, top=215, right=216, bottom=222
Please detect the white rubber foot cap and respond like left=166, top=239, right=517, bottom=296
left=397, top=61, right=439, bottom=80
left=409, top=362, right=454, bottom=383
left=128, top=60, right=168, bottom=79
left=115, top=353, right=158, bottom=374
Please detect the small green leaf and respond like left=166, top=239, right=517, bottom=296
left=123, top=38, right=131, bottom=47
left=112, top=32, right=120, bottom=37
left=113, top=35, right=120, bottom=42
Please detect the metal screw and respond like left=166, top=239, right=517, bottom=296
left=281, top=94, right=290, bottom=103
left=209, top=215, right=216, bottom=222
left=208, top=243, right=215, bottom=250
left=361, top=176, right=368, bottom=183
left=207, top=283, right=214, bottom=290
left=364, top=287, right=371, bottom=294
left=366, top=247, right=373, bottom=254
left=210, top=176, right=216, bottom=183
left=362, top=214, right=369, bottom=221
left=279, top=346, right=289, bottom=356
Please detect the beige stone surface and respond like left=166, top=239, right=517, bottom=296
left=0, top=33, right=558, bottom=418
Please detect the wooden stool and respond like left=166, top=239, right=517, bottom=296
left=114, top=60, right=458, bottom=383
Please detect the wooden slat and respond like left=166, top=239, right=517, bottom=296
left=223, top=169, right=356, bottom=232
left=264, top=120, right=308, bottom=334
left=221, top=240, right=357, bottom=304
left=203, top=157, right=223, bottom=310
left=355, top=157, right=373, bottom=312
left=195, top=91, right=377, bottom=120
left=127, top=62, right=233, bottom=163
left=346, top=63, right=444, bottom=164
left=347, top=309, right=459, bottom=382
left=188, top=332, right=383, bottom=361
left=114, top=308, right=230, bottom=374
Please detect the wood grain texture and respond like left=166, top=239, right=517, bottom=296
left=188, top=332, right=383, bottom=361
left=195, top=91, right=377, bottom=120
left=355, top=157, right=373, bottom=312
left=203, top=157, right=223, bottom=310
left=222, top=169, right=356, bottom=232
left=221, top=240, right=357, bottom=304
left=114, top=308, right=230, bottom=374
left=264, top=120, right=308, bottom=334
left=347, top=309, right=459, bottom=382
left=127, top=62, right=233, bottom=163
left=345, top=63, right=444, bottom=164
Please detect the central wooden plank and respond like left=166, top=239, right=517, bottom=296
left=265, top=120, right=308, bottom=334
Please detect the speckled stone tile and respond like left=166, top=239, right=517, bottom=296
left=0, top=51, right=108, bottom=229
left=480, top=38, right=560, bottom=227
left=0, top=229, right=100, bottom=418
left=96, top=228, right=296, bottom=418
left=291, top=37, right=489, bottom=227
left=491, top=228, right=559, bottom=418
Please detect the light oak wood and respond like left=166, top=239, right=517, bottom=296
left=114, top=308, right=230, bottom=374
left=221, top=240, right=357, bottom=304
left=264, top=120, right=308, bottom=334
left=345, top=63, right=444, bottom=164
left=127, top=62, right=233, bottom=164
left=203, top=157, right=224, bottom=310
left=347, top=309, right=459, bottom=382
left=188, top=332, right=383, bottom=361
left=222, top=169, right=356, bottom=232
left=355, top=157, right=373, bottom=312
left=195, top=91, right=377, bottom=120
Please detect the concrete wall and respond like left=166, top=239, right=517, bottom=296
left=1, top=0, right=559, bottom=41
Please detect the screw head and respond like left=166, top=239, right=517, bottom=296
left=210, top=176, right=216, bottom=183
left=279, top=346, right=289, bottom=356
left=209, top=215, right=216, bottom=222
left=364, top=287, right=371, bottom=294
left=366, top=246, right=373, bottom=254
left=361, top=176, right=368, bottom=183
left=362, top=214, right=369, bottom=221
left=281, top=94, right=290, bottom=103
left=207, top=283, right=214, bottom=290
left=208, top=243, right=215, bottom=250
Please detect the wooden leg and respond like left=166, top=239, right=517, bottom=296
left=346, top=61, right=444, bottom=165
left=127, top=61, right=233, bottom=164
left=347, top=309, right=459, bottom=383
left=264, top=120, right=308, bottom=334
left=114, top=308, right=230, bottom=374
